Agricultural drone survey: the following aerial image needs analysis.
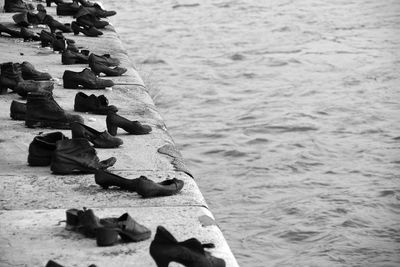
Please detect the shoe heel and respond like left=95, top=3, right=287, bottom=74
left=65, top=208, right=79, bottom=229
left=96, top=228, right=119, bottom=247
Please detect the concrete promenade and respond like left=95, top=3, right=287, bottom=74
left=0, top=1, right=239, bottom=266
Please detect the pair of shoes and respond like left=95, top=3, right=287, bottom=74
left=71, top=122, right=123, bottom=148
left=106, top=112, right=152, bottom=135
left=63, top=68, right=114, bottom=89
left=0, top=62, right=53, bottom=97
left=71, top=21, right=102, bottom=37
left=65, top=208, right=151, bottom=246
left=4, top=0, right=34, bottom=12
left=40, top=30, right=77, bottom=52
left=95, top=170, right=184, bottom=198
left=50, top=138, right=116, bottom=174
left=25, top=91, right=83, bottom=129
left=88, top=53, right=127, bottom=76
left=150, top=226, right=226, bottom=267
left=61, top=50, right=89, bottom=65
left=74, top=92, right=118, bottom=114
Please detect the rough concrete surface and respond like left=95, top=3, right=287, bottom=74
left=0, top=1, right=239, bottom=266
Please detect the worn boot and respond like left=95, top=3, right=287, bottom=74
left=150, top=226, right=226, bottom=267
left=106, top=112, right=152, bottom=136
left=28, top=131, right=68, bottom=166
left=74, top=92, right=117, bottom=114
left=50, top=138, right=116, bottom=174
left=63, top=68, right=114, bottom=89
left=25, top=91, right=84, bottom=129
left=71, top=21, right=102, bottom=37
left=71, top=122, right=123, bottom=148
left=4, top=0, right=34, bottom=12
left=89, top=53, right=120, bottom=66
left=62, top=50, right=89, bottom=65
left=10, top=100, right=26, bottom=120
left=21, top=61, right=52, bottom=81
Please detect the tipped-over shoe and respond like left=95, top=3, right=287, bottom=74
left=74, top=92, right=117, bottom=115
left=21, top=61, right=52, bottom=81
left=4, top=0, right=34, bottom=12
left=89, top=60, right=127, bottom=76
left=63, top=68, right=114, bottom=89
left=71, top=21, right=102, bottom=37
left=89, top=53, right=120, bottom=66
left=25, top=91, right=84, bottom=129
left=71, top=122, right=123, bottom=148
left=28, top=131, right=68, bottom=166
left=106, top=112, right=152, bottom=136
left=150, top=226, right=226, bottom=267
left=62, top=50, right=89, bottom=65
left=76, top=14, right=109, bottom=29
left=95, top=169, right=140, bottom=191
left=51, top=138, right=116, bottom=174
left=136, top=177, right=184, bottom=198
left=10, top=100, right=26, bottom=120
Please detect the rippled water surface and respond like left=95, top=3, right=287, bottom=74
left=109, top=0, right=400, bottom=266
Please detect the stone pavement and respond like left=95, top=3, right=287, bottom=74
left=0, top=1, right=239, bottom=266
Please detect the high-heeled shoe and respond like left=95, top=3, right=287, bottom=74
left=150, top=226, right=226, bottom=267
left=106, top=112, right=152, bottom=136
left=71, top=121, right=123, bottom=148
left=71, top=21, right=102, bottom=37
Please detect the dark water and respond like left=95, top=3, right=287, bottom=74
left=109, top=0, right=400, bottom=266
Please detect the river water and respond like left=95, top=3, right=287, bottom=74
left=108, top=0, right=400, bottom=266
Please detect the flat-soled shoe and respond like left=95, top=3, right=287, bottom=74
left=51, top=138, right=116, bottom=174
left=71, top=21, right=102, bottom=37
left=76, top=14, right=109, bottom=29
left=21, top=61, right=52, bottom=81
left=94, top=169, right=140, bottom=191
left=56, top=1, right=80, bottom=16
left=74, top=92, right=117, bottom=115
left=89, top=53, right=120, bottom=66
left=136, top=176, right=184, bottom=198
left=10, top=100, right=26, bottom=120
left=150, top=226, right=226, bottom=267
left=63, top=68, right=114, bottom=89
left=62, top=50, right=89, bottom=65
left=15, top=80, right=54, bottom=98
left=71, top=121, right=123, bottom=148
left=89, top=60, right=127, bottom=76
left=106, top=112, right=152, bottom=136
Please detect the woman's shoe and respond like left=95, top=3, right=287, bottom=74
left=71, top=21, right=102, bottom=37
left=71, top=121, right=123, bottom=148
left=136, top=177, right=184, bottom=198
left=106, top=112, right=152, bottom=136
left=150, top=226, right=226, bottom=267
left=95, top=170, right=140, bottom=191
left=89, top=60, right=127, bottom=76
left=63, top=68, right=114, bottom=89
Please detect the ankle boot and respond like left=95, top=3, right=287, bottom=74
left=62, top=50, right=89, bottom=65
left=76, top=14, right=109, bottom=29
left=106, top=112, right=152, bottom=136
left=0, top=62, right=22, bottom=93
left=21, top=61, right=52, bottom=81
left=89, top=53, right=120, bottom=66
left=136, top=177, right=184, bottom=198
left=28, top=131, right=68, bottom=166
left=94, top=170, right=140, bottom=191
left=40, top=30, right=55, bottom=47
left=10, top=100, right=26, bottom=120
left=15, top=79, right=54, bottom=98
left=74, top=92, right=117, bottom=114
left=50, top=138, right=116, bottom=174
left=71, top=21, right=102, bottom=37
left=63, top=68, right=114, bottom=89
left=25, top=91, right=84, bottom=129
left=4, top=0, right=35, bottom=12
left=89, top=60, right=127, bottom=76
left=71, top=122, right=123, bottom=148
left=0, top=24, right=21, bottom=38
left=150, top=226, right=226, bottom=267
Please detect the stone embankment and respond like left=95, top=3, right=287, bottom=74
left=0, top=0, right=239, bottom=266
